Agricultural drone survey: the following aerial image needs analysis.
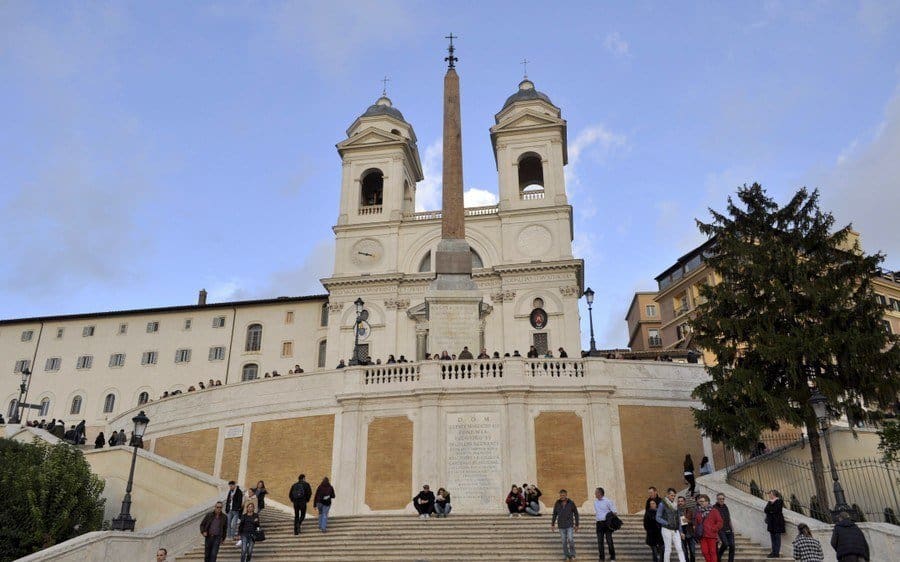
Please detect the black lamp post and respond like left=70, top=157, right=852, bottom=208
left=809, top=389, right=853, bottom=521
left=583, top=287, right=599, bottom=356
left=111, top=410, right=150, bottom=531
left=9, top=368, right=32, bottom=424
left=348, top=297, right=365, bottom=366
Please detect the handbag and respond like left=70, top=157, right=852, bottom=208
left=252, top=528, right=266, bottom=542
left=608, top=513, right=623, bottom=531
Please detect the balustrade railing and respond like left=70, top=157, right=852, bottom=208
left=521, top=189, right=545, bottom=200
left=526, top=359, right=585, bottom=378
left=358, top=205, right=383, bottom=215
left=363, top=364, right=420, bottom=385
left=440, top=360, right=504, bottom=380
left=403, top=205, right=499, bottom=221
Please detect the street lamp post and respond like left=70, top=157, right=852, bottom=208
left=9, top=368, right=32, bottom=424
left=809, top=389, right=854, bottom=521
left=348, top=298, right=365, bottom=366
left=111, top=410, right=150, bottom=532
left=583, top=287, right=599, bottom=356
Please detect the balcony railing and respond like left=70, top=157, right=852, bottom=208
left=648, top=336, right=663, bottom=348
left=358, top=205, right=382, bottom=215
left=520, top=189, right=545, bottom=200
left=403, top=205, right=499, bottom=221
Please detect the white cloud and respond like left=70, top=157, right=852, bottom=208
left=463, top=188, right=498, bottom=208
left=603, top=32, right=630, bottom=58
left=565, top=124, right=628, bottom=192
left=817, top=86, right=900, bottom=260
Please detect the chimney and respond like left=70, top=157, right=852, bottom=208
left=198, top=289, right=208, bottom=306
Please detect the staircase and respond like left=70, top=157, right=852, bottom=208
left=177, top=509, right=774, bottom=561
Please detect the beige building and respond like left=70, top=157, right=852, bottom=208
left=624, top=291, right=662, bottom=351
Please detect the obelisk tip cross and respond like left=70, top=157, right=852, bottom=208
left=521, top=58, right=529, bottom=79
left=381, top=76, right=390, bottom=97
left=445, top=33, right=458, bottom=69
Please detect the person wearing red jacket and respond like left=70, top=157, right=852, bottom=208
left=693, top=494, right=723, bottom=562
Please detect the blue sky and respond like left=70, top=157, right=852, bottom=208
left=2, top=1, right=899, bottom=348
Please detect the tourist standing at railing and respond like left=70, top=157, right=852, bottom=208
left=414, top=484, right=436, bottom=519
left=684, top=454, right=696, bottom=495
left=593, top=487, right=617, bottom=561
left=434, top=487, right=452, bottom=517
left=692, top=494, right=722, bottom=562
left=289, top=474, right=312, bottom=536
left=477, top=348, right=490, bottom=359
left=677, top=496, right=695, bottom=562
left=715, top=493, right=736, bottom=562
left=506, top=485, right=526, bottom=517
left=314, top=477, right=335, bottom=532
left=459, top=346, right=474, bottom=359
left=386, top=355, right=397, bottom=364
left=527, top=346, right=539, bottom=358
left=698, top=456, right=712, bottom=476
left=764, top=489, right=786, bottom=558
left=792, top=523, right=825, bottom=562
left=656, top=488, right=687, bottom=562
left=830, top=512, right=869, bottom=562
left=558, top=347, right=569, bottom=358
left=644, top=499, right=664, bottom=562
left=551, top=489, right=579, bottom=562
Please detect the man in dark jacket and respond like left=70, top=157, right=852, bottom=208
left=413, top=484, right=436, bottom=519
left=199, top=501, right=227, bottom=562
left=289, top=474, right=313, bottom=535
left=551, top=489, right=580, bottom=562
left=715, top=493, right=736, bottom=562
left=224, top=481, right=243, bottom=540
left=830, top=511, right=869, bottom=561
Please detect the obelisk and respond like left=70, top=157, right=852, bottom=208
left=426, top=35, right=483, bottom=356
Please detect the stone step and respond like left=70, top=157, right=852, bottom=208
left=179, top=514, right=772, bottom=561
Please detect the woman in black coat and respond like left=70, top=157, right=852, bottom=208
left=253, top=480, right=267, bottom=512
left=764, top=489, right=786, bottom=558
left=644, top=499, right=664, bottom=562
left=94, top=432, right=105, bottom=449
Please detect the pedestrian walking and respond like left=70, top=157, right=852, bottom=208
left=551, top=489, right=580, bottom=562
left=656, top=488, right=686, bottom=562
left=692, top=494, right=722, bottom=562
left=715, top=493, right=736, bottom=562
left=677, top=496, right=695, bottom=562
left=237, top=502, right=260, bottom=562
left=698, top=456, right=712, bottom=476
left=314, top=477, right=335, bottom=532
left=764, top=490, right=785, bottom=558
left=199, top=501, right=227, bottom=562
left=830, top=511, right=869, bottom=562
left=684, top=454, right=696, bottom=496
left=224, top=481, right=243, bottom=540
left=593, top=487, right=616, bottom=561
left=644, top=499, right=663, bottom=562
left=289, top=474, right=312, bottom=535
left=792, top=523, right=824, bottom=562
left=252, top=481, right=267, bottom=512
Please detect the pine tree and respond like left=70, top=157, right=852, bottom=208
left=690, top=184, right=900, bottom=512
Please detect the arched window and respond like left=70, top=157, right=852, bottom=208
left=39, top=398, right=50, bottom=417
left=70, top=396, right=83, bottom=415
left=245, top=324, right=262, bottom=352
left=6, top=399, right=16, bottom=418
left=138, top=392, right=149, bottom=406
left=103, top=393, right=116, bottom=414
left=360, top=169, right=384, bottom=206
left=321, top=303, right=329, bottom=327
left=317, top=339, right=327, bottom=368
left=241, top=363, right=259, bottom=381
left=518, top=152, right=544, bottom=193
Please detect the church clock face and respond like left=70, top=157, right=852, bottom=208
left=351, top=238, right=383, bottom=266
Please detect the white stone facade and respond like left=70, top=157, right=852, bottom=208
left=1, top=79, right=583, bottom=432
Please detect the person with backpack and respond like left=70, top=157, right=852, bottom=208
left=692, top=494, right=723, bottom=562
left=289, top=474, right=312, bottom=535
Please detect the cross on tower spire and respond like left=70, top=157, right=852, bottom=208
left=521, top=58, right=529, bottom=79
left=381, top=75, right=390, bottom=97
left=444, top=33, right=458, bottom=69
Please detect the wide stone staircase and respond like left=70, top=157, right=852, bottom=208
left=177, top=509, right=774, bottom=561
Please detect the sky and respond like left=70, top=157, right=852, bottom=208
left=2, top=1, right=899, bottom=349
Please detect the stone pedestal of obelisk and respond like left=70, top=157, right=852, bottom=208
left=426, top=42, right=483, bottom=357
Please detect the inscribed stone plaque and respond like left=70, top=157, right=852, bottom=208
left=446, top=412, right=502, bottom=511
left=426, top=293, right=482, bottom=356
